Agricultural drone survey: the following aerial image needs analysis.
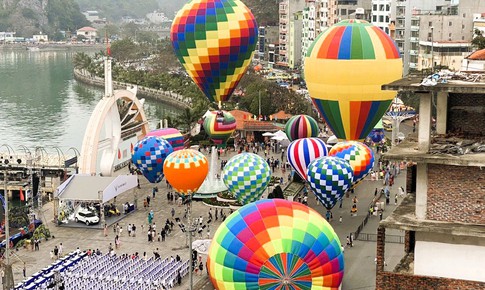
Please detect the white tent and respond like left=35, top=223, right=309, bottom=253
left=262, top=132, right=275, bottom=137
left=270, top=130, right=288, bottom=141
left=327, top=135, right=338, bottom=145
left=56, top=174, right=138, bottom=203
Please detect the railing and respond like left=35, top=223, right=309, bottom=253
left=357, top=233, right=405, bottom=244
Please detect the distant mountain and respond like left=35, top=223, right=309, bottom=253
left=160, top=0, right=278, bottom=26
left=242, top=0, right=278, bottom=26
left=75, top=0, right=159, bottom=21
left=0, top=0, right=90, bottom=37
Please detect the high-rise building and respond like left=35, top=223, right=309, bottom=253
left=338, top=0, right=372, bottom=21
left=301, top=0, right=331, bottom=69
left=278, top=0, right=306, bottom=67
left=289, top=11, right=304, bottom=69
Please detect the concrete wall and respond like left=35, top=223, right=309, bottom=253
left=447, top=93, right=485, bottom=136
left=427, top=164, right=485, bottom=224
left=414, top=232, right=485, bottom=282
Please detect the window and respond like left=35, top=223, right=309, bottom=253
left=373, top=4, right=377, bottom=11
left=386, top=16, right=389, bottom=22
left=373, top=15, right=377, bottom=22
left=386, top=4, right=390, bottom=11
left=379, top=15, right=384, bottom=22
left=429, top=21, right=432, bottom=26
left=449, top=21, right=452, bottom=26
left=462, top=24, right=465, bottom=29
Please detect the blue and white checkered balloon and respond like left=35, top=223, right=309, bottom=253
left=222, top=153, right=272, bottom=205
left=306, top=156, right=354, bottom=210
left=132, top=136, right=174, bottom=183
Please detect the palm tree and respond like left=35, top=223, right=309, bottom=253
left=72, top=52, right=92, bottom=76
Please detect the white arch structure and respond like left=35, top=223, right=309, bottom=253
left=79, top=59, right=149, bottom=176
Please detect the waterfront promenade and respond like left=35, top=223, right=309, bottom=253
left=3, top=146, right=406, bottom=290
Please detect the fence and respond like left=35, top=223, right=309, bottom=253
left=356, top=233, right=405, bottom=244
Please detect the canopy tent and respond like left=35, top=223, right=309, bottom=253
left=270, top=130, right=288, bottom=141
left=56, top=174, right=137, bottom=203
left=262, top=132, right=275, bottom=137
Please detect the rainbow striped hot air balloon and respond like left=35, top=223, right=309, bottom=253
left=284, top=114, right=320, bottom=142
left=208, top=199, right=344, bottom=289
left=146, top=128, right=185, bottom=151
left=203, top=110, right=237, bottom=146
left=170, top=0, right=258, bottom=103
left=305, top=19, right=402, bottom=140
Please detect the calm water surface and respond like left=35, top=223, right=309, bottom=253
left=0, top=48, right=181, bottom=154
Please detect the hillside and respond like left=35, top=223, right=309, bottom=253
left=0, top=0, right=89, bottom=37
left=243, top=0, right=278, bottom=26
left=75, top=0, right=159, bottom=21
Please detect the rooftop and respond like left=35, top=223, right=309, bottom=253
left=383, top=135, right=485, bottom=167
left=382, top=77, right=485, bottom=94
left=380, top=194, right=485, bottom=238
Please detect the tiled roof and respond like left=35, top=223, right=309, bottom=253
left=272, top=110, right=292, bottom=120
left=466, top=49, right=485, bottom=60
left=229, top=109, right=254, bottom=130
left=242, top=121, right=280, bottom=131
left=78, top=27, right=97, bottom=32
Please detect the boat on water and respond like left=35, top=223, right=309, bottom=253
left=27, top=46, right=40, bottom=51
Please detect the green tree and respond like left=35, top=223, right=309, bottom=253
left=471, top=29, right=485, bottom=50
left=110, top=38, right=139, bottom=63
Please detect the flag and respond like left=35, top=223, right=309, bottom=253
left=19, top=187, right=24, bottom=201
left=105, top=32, right=111, bottom=56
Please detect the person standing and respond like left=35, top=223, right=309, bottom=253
left=171, top=207, right=175, bottom=218
left=103, top=223, right=108, bottom=237
left=58, top=243, right=63, bottom=257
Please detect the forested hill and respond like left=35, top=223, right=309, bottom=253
left=0, top=0, right=89, bottom=38
left=75, top=0, right=278, bottom=26
left=75, top=0, right=159, bottom=21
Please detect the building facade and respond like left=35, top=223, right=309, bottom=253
left=376, top=78, right=485, bottom=289
left=278, top=0, right=306, bottom=67
left=301, top=0, right=331, bottom=69
left=288, top=11, right=303, bottom=69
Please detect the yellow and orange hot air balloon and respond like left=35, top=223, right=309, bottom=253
left=170, top=0, right=258, bottom=104
left=305, top=19, right=402, bottom=140
left=163, top=149, right=209, bottom=195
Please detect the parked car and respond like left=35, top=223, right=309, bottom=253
left=75, top=209, right=99, bottom=226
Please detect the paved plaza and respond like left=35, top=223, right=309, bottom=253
left=4, top=146, right=407, bottom=290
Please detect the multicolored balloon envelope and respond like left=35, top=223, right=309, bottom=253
left=208, top=199, right=344, bottom=289
left=305, top=19, right=402, bottom=140
left=146, top=128, right=184, bottom=151
left=368, top=128, right=385, bottom=143
left=132, top=136, right=174, bottom=183
left=306, top=157, right=353, bottom=210
left=329, top=141, right=375, bottom=187
left=163, top=149, right=209, bottom=195
left=284, top=114, right=320, bottom=142
left=170, top=0, right=258, bottom=103
left=203, top=110, right=237, bottom=145
left=287, top=138, right=328, bottom=180
left=222, top=153, right=271, bottom=205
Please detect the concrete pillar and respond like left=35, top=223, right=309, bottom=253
left=417, top=93, right=432, bottom=152
left=376, top=226, right=386, bottom=273
left=415, top=163, right=428, bottom=220
left=436, top=92, right=448, bottom=135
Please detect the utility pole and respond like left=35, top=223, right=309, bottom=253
left=2, top=157, right=14, bottom=290
left=430, top=26, right=434, bottom=72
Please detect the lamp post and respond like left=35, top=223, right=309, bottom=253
left=2, top=157, right=14, bottom=290
left=430, top=26, right=434, bottom=72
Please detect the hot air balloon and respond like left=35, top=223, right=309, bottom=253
left=284, top=114, right=319, bottom=142
left=146, top=128, right=185, bottom=151
left=305, top=19, right=402, bottom=140
left=328, top=141, right=375, bottom=187
left=163, top=149, right=209, bottom=195
left=132, top=136, right=174, bottom=183
left=306, top=156, right=353, bottom=210
left=170, top=0, right=258, bottom=103
left=287, top=137, right=328, bottom=180
left=203, top=110, right=237, bottom=146
left=222, top=153, right=271, bottom=205
left=207, top=199, right=344, bottom=289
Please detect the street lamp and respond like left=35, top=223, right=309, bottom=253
left=2, top=156, right=14, bottom=290
left=176, top=199, right=197, bottom=290
left=430, top=26, right=434, bottom=72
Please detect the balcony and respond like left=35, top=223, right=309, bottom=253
left=279, top=50, right=287, bottom=56
left=409, top=50, right=418, bottom=55
left=410, top=37, right=419, bottom=42
left=411, top=25, right=419, bottom=31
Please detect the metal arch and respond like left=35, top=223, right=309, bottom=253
left=67, top=147, right=80, bottom=158
left=17, top=145, right=32, bottom=155
left=0, top=144, right=15, bottom=156
left=34, top=146, right=49, bottom=164
left=52, top=146, right=66, bottom=168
